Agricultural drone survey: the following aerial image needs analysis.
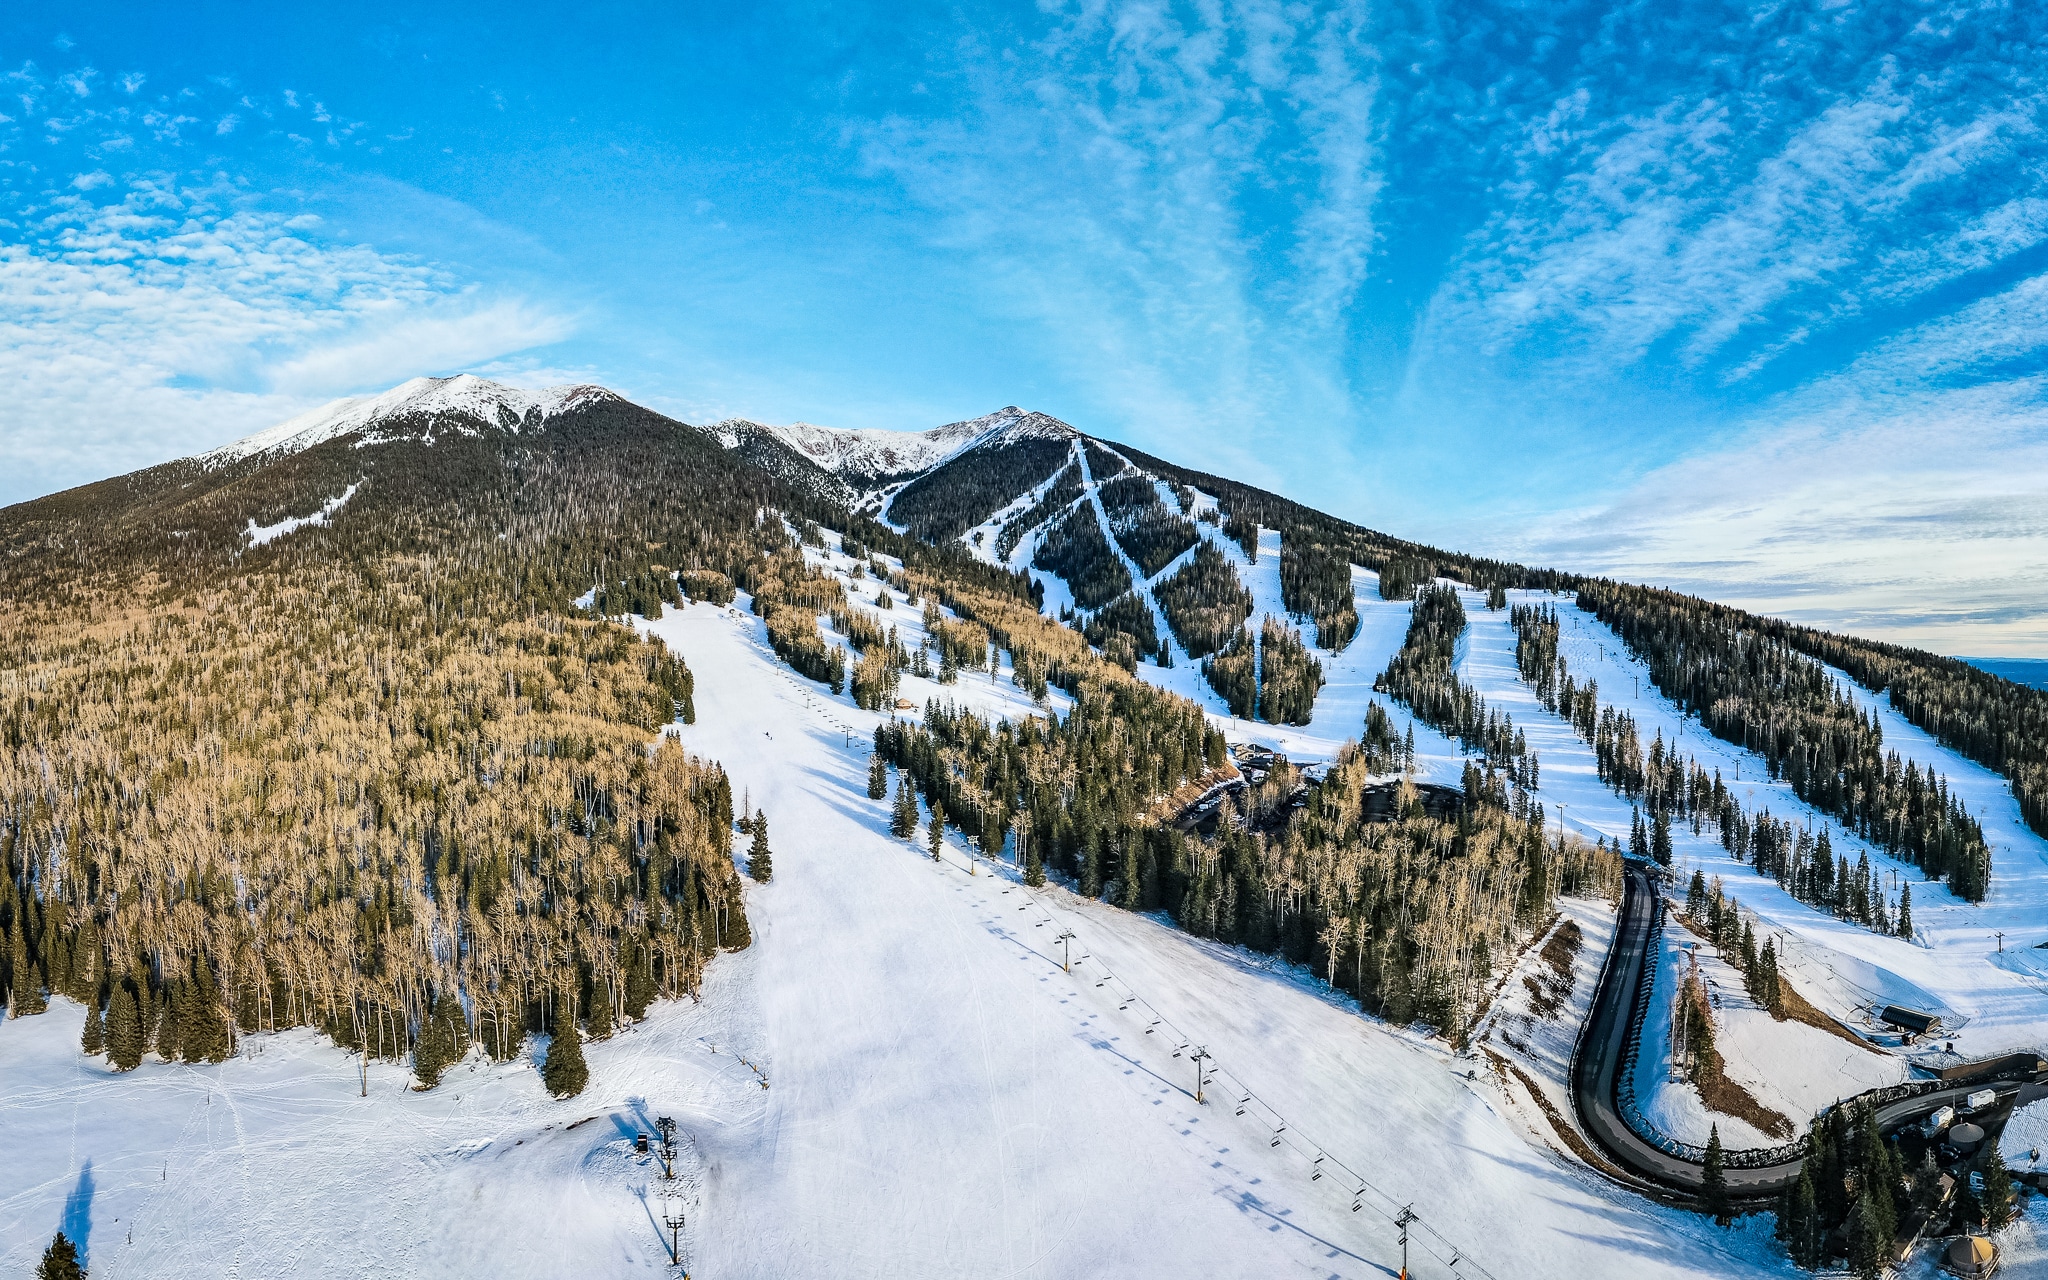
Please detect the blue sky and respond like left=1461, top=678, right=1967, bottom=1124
left=5, top=1, right=2048, bottom=653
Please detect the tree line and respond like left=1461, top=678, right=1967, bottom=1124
left=1568, top=587, right=1991, bottom=900
left=1513, top=602, right=1923, bottom=934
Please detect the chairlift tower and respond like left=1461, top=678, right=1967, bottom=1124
left=661, top=1192, right=687, bottom=1272
left=1190, top=1045, right=1211, bottom=1104
left=1396, top=1204, right=1416, bottom=1280
left=656, top=1115, right=679, bottom=1180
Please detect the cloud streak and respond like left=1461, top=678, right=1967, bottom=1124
left=0, top=175, right=572, bottom=504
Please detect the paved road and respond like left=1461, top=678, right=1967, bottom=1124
left=1569, top=863, right=2046, bottom=1199
left=1571, top=864, right=1815, bottom=1197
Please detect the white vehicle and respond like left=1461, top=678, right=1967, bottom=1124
left=1924, top=1104, right=1956, bottom=1135
left=1962, top=1088, right=1998, bottom=1114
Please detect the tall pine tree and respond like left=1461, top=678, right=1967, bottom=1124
left=541, top=996, right=589, bottom=1098
left=890, top=777, right=919, bottom=839
left=749, top=810, right=773, bottom=883
left=106, top=978, right=144, bottom=1071
left=1700, top=1124, right=1731, bottom=1225
left=36, top=1232, right=83, bottom=1280
left=867, top=752, right=888, bottom=800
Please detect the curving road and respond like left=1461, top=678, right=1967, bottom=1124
left=1564, top=862, right=2042, bottom=1200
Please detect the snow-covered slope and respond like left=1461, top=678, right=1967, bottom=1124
left=204, top=375, right=620, bottom=463
left=709, top=406, right=1078, bottom=482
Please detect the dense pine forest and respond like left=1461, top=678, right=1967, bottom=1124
left=1155, top=541, right=1253, bottom=659
left=0, top=397, right=1031, bottom=1088
left=1279, top=539, right=1359, bottom=651
left=1097, top=473, right=1199, bottom=577
left=885, top=437, right=1072, bottom=545
left=995, top=461, right=1082, bottom=561
left=1033, top=503, right=1133, bottom=610
left=875, top=683, right=1617, bottom=1045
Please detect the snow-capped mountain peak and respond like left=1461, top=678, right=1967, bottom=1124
left=204, top=375, right=621, bottom=464
left=706, top=406, right=1079, bottom=481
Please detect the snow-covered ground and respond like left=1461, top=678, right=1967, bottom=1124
left=1474, top=897, right=1622, bottom=1159
left=6, top=577, right=1819, bottom=1279
left=1631, top=919, right=1905, bottom=1149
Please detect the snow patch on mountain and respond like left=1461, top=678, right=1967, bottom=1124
left=245, top=483, right=360, bottom=546
left=711, top=406, right=1079, bottom=480
left=205, top=376, right=619, bottom=464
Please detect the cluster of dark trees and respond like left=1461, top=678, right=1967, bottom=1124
left=1682, top=872, right=1784, bottom=1015
left=1377, top=557, right=1435, bottom=601
left=1360, top=702, right=1417, bottom=774
left=1773, top=1098, right=2007, bottom=1275
left=873, top=681, right=1227, bottom=903
left=872, top=682, right=1617, bottom=1049
left=1033, top=504, right=1133, bottom=610
left=1154, top=541, right=1253, bottom=659
left=1098, top=474, right=1199, bottom=577
left=1080, top=439, right=1129, bottom=481
left=1196, top=617, right=1324, bottom=724
left=886, top=437, right=1073, bottom=544
left=1256, top=618, right=1323, bottom=725
left=996, top=461, right=1082, bottom=561
left=1280, top=539, right=1359, bottom=650
left=588, top=565, right=681, bottom=620
left=1378, top=585, right=1540, bottom=790
left=1082, top=592, right=1162, bottom=669
left=1573, top=585, right=1991, bottom=900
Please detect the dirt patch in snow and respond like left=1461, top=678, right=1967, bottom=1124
left=1696, top=1069, right=1794, bottom=1140
left=1776, top=973, right=1882, bottom=1051
left=1525, top=918, right=1584, bottom=1020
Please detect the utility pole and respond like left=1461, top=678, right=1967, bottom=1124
left=1191, top=1045, right=1211, bottom=1104
left=1057, top=930, right=1076, bottom=974
left=1396, top=1204, right=1416, bottom=1280
left=1994, top=931, right=2005, bottom=953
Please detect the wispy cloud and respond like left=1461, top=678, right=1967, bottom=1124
left=0, top=176, right=573, bottom=505
left=856, top=0, right=1383, bottom=487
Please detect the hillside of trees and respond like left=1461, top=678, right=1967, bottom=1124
left=995, top=460, right=1082, bottom=561
left=885, top=437, right=1073, bottom=545
left=1154, top=541, right=1253, bottom=659
left=1572, top=584, right=1991, bottom=900
left=1033, top=504, right=1133, bottom=610
left=0, top=402, right=808, bottom=1084
left=874, top=681, right=1617, bottom=1048
left=1098, top=474, right=1199, bottom=577
left=1280, top=538, right=1359, bottom=650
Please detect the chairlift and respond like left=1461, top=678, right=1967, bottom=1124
left=1271, top=1124, right=1287, bottom=1147
left=1311, top=1153, right=1325, bottom=1181
left=1235, top=1094, right=1249, bottom=1116
left=1145, top=1020, right=1161, bottom=1034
